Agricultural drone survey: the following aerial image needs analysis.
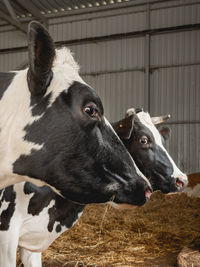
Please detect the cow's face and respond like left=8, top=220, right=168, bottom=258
left=2, top=22, right=152, bottom=206
left=113, top=109, right=188, bottom=194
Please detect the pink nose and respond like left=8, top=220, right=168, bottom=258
left=176, top=174, right=188, bottom=189
left=145, top=188, right=152, bottom=200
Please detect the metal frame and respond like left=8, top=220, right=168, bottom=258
left=16, top=0, right=48, bottom=27
left=0, top=0, right=196, bottom=33
left=0, top=22, right=199, bottom=54
left=145, top=2, right=150, bottom=112
left=0, top=9, right=26, bottom=33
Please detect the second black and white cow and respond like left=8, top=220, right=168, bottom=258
left=0, top=109, right=187, bottom=267
left=113, top=108, right=188, bottom=194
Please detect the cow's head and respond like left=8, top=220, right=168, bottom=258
left=112, top=108, right=188, bottom=194
left=0, top=22, right=152, bottom=206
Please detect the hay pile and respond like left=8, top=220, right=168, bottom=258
left=35, top=192, right=200, bottom=266
left=177, top=247, right=200, bottom=267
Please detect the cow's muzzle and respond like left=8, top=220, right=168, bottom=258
left=175, top=174, right=188, bottom=192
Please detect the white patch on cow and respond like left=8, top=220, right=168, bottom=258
left=53, top=48, right=80, bottom=73
left=47, top=47, right=85, bottom=107
left=105, top=182, right=120, bottom=192
left=19, top=248, right=42, bottom=267
left=19, top=198, right=57, bottom=252
left=0, top=190, right=3, bottom=201
left=137, top=112, right=186, bottom=179
left=104, top=118, right=151, bottom=188
left=0, top=199, right=9, bottom=215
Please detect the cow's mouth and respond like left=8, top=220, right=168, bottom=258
left=175, top=178, right=186, bottom=192
left=110, top=188, right=152, bottom=210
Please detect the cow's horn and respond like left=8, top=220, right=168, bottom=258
left=125, top=108, right=136, bottom=117
left=151, top=114, right=171, bottom=125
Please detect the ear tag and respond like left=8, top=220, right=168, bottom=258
left=119, top=124, right=123, bottom=128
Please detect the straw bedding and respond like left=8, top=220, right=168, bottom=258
left=17, top=192, right=200, bottom=266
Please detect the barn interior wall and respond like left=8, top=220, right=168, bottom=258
left=0, top=0, right=199, bottom=174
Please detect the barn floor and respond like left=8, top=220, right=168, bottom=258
left=17, top=192, right=200, bottom=267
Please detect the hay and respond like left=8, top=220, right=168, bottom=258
left=177, top=247, right=200, bottom=267
left=17, top=192, right=200, bottom=266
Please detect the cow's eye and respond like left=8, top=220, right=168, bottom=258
left=84, top=104, right=98, bottom=117
left=140, top=136, right=148, bottom=145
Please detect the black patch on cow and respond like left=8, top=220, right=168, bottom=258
left=0, top=72, right=16, bottom=100
left=24, top=182, right=55, bottom=215
left=56, top=224, right=62, bottom=232
left=30, top=92, right=52, bottom=116
left=14, top=81, right=149, bottom=206
left=47, top=194, right=84, bottom=233
left=0, top=186, right=16, bottom=231
left=24, top=182, right=84, bottom=233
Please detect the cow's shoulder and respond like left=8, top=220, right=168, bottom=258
left=24, top=182, right=57, bottom=216
left=24, top=182, right=84, bottom=233
left=47, top=194, right=84, bottom=233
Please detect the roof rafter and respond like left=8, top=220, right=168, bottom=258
left=3, top=0, right=17, bottom=20
left=16, top=0, right=48, bottom=26
left=0, top=9, right=27, bottom=33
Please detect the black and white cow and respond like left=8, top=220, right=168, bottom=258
left=0, top=21, right=152, bottom=205
left=0, top=109, right=187, bottom=267
left=0, top=21, right=154, bottom=266
left=112, top=108, right=188, bottom=194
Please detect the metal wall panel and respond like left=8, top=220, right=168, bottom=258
left=83, top=71, right=145, bottom=122
left=150, top=65, right=200, bottom=121
left=0, top=51, right=27, bottom=71
left=164, top=124, right=200, bottom=174
left=48, top=4, right=145, bottom=25
left=0, top=29, right=26, bottom=50
left=150, top=28, right=200, bottom=174
left=49, top=10, right=146, bottom=43
left=150, top=66, right=200, bottom=174
left=151, top=30, right=200, bottom=67
left=70, top=37, right=145, bottom=74
left=151, top=1, right=200, bottom=29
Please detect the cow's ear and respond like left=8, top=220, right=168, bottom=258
left=158, top=126, right=171, bottom=140
left=112, top=114, right=134, bottom=140
left=27, top=21, right=55, bottom=95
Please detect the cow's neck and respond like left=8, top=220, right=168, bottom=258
left=0, top=70, right=42, bottom=187
left=21, top=181, right=85, bottom=232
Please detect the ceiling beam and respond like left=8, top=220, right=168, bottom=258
left=16, top=0, right=48, bottom=26
left=3, top=0, right=17, bottom=20
left=0, top=10, right=27, bottom=33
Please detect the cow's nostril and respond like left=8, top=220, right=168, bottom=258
left=145, top=188, right=152, bottom=200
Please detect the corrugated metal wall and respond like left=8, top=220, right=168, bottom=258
left=0, top=0, right=199, bottom=173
